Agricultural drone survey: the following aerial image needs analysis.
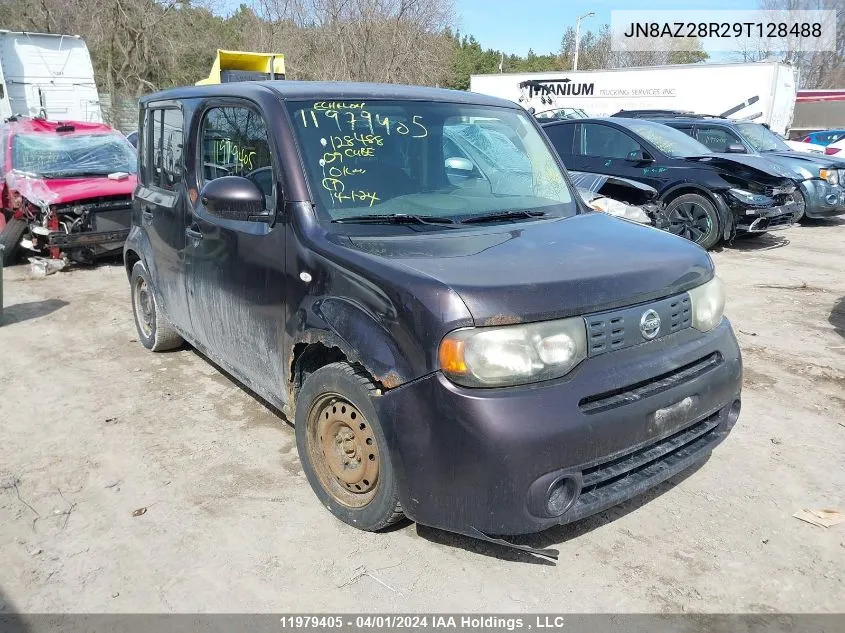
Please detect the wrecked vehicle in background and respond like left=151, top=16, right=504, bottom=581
left=615, top=112, right=845, bottom=220
left=0, top=117, right=137, bottom=264
left=569, top=170, right=664, bottom=226
left=542, top=117, right=803, bottom=249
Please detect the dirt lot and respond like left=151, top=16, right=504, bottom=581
left=1, top=219, right=844, bottom=614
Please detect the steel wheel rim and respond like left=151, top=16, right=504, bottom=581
left=134, top=276, right=154, bottom=338
left=667, top=201, right=712, bottom=243
left=307, top=393, right=380, bottom=508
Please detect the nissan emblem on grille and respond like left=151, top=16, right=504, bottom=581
left=640, top=309, right=661, bottom=340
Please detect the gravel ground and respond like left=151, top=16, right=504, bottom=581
left=0, top=218, right=843, bottom=613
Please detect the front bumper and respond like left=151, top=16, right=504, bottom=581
left=800, top=180, right=845, bottom=219
left=47, top=228, right=130, bottom=249
left=729, top=198, right=801, bottom=233
left=377, top=319, right=742, bottom=536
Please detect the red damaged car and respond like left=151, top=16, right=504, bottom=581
left=0, top=117, right=137, bottom=264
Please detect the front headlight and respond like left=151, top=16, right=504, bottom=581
left=687, top=276, right=725, bottom=332
left=728, top=188, right=773, bottom=206
left=819, top=168, right=839, bottom=186
left=439, top=317, right=587, bottom=387
left=588, top=196, right=653, bottom=224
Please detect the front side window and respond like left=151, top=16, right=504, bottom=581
left=578, top=124, right=641, bottom=159
left=11, top=132, right=136, bottom=178
left=696, top=126, right=742, bottom=153
left=286, top=100, right=574, bottom=224
left=200, top=106, right=274, bottom=202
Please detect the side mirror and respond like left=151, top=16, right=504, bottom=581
left=725, top=143, right=746, bottom=154
left=626, top=150, right=654, bottom=164
left=445, top=157, right=475, bottom=172
left=199, top=176, right=270, bottom=223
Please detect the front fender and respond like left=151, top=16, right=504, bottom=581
left=284, top=202, right=475, bottom=394
left=288, top=296, right=414, bottom=391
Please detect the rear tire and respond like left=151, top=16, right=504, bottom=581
left=295, top=362, right=404, bottom=531
left=130, top=261, right=183, bottom=352
left=664, top=193, right=721, bottom=250
left=0, top=217, right=27, bottom=264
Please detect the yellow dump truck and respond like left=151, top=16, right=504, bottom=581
left=196, top=50, right=286, bottom=85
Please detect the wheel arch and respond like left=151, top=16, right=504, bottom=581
left=124, top=248, right=141, bottom=278
left=660, top=185, right=734, bottom=241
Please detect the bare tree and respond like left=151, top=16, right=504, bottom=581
left=737, top=0, right=844, bottom=88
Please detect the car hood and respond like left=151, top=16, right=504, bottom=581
left=346, top=213, right=712, bottom=326
left=686, top=153, right=796, bottom=182
left=750, top=151, right=845, bottom=179
left=7, top=172, right=137, bottom=206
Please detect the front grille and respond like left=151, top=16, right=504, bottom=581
left=572, top=411, right=722, bottom=510
left=585, top=293, right=691, bottom=357
left=54, top=195, right=132, bottom=214
left=587, top=315, right=625, bottom=355
left=667, top=296, right=691, bottom=332
left=579, top=352, right=722, bottom=414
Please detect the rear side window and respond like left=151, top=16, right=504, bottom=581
left=146, top=108, right=184, bottom=191
left=544, top=124, right=575, bottom=156
left=578, top=124, right=641, bottom=159
left=200, top=106, right=274, bottom=202
left=696, top=126, right=741, bottom=153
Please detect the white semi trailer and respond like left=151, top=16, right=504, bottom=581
left=470, top=62, right=797, bottom=136
left=0, top=31, right=103, bottom=122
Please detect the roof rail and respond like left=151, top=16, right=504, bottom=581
left=611, top=109, right=725, bottom=120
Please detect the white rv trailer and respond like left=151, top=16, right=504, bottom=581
left=470, top=62, right=797, bottom=136
left=0, top=31, right=103, bottom=122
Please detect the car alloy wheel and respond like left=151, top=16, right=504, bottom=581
left=666, top=201, right=712, bottom=244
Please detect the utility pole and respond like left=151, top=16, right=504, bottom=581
left=573, top=11, right=595, bottom=71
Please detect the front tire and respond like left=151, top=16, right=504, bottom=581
left=130, top=261, right=183, bottom=352
left=295, top=362, right=404, bottom=531
left=664, top=193, right=721, bottom=249
left=0, top=217, right=27, bottom=264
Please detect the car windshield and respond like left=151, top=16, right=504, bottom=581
left=617, top=119, right=712, bottom=158
left=286, top=100, right=575, bottom=224
left=735, top=122, right=792, bottom=152
left=11, top=132, right=137, bottom=177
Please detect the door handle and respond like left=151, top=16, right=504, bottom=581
left=185, top=226, right=203, bottom=241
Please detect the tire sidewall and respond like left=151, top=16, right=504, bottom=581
left=665, top=193, right=721, bottom=250
left=295, top=364, right=400, bottom=531
left=130, top=261, right=158, bottom=350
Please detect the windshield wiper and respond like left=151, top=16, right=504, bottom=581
left=331, top=213, right=458, bottom=226
left=460, top=209, right=547, bottom=224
